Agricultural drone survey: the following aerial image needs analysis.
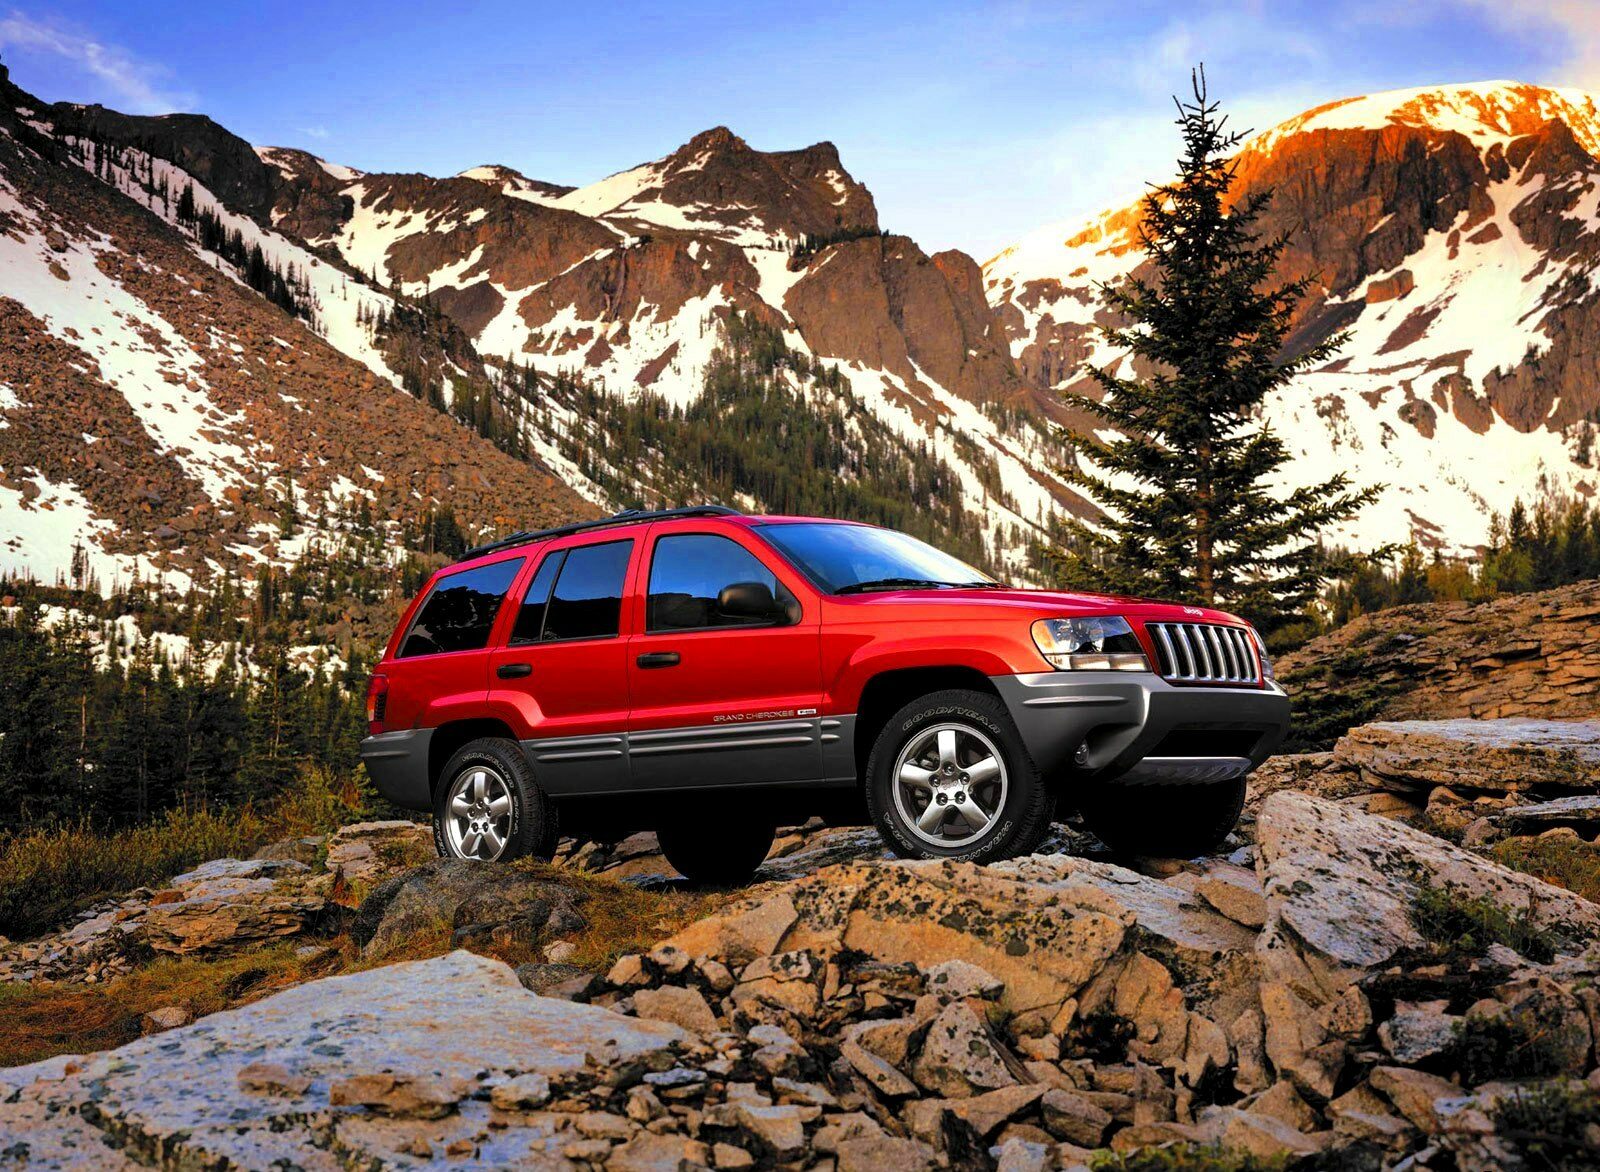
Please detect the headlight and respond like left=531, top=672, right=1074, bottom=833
left=1249, top=626, right=1275, bottom=680
left=1031, top=616, right=1151, bottom=672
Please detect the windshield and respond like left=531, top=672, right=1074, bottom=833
left=758, top=522, right=997, bottom=594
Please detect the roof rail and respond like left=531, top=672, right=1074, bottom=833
left=456, top=505, right=743, bottom=562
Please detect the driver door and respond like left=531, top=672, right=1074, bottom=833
left=626, top=528, right=824, bottom=790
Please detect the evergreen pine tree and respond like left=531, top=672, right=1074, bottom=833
left=1057, top=68, right=1378, bottom=629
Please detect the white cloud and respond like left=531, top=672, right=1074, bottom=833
left=1442, top=0, right=1600, bottom=88
left=299, top=125, right=330, bottom=140
left=0, top=10, right=192, bottom=113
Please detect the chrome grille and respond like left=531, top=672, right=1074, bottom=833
left=1146, top=622, right=1260, bottom=684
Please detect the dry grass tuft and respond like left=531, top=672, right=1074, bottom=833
left=0, top=768, right=369, bottom=940
left=0, top=944, right=322, bottom=1067
left=1491, top=836, right=1600, bottom=905
left=0, top=857, right=734, bottom=1067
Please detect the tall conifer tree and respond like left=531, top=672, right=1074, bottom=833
left=1058, top=68, right=1377, bottom=628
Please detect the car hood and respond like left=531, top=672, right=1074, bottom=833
left=835, top=586, right=1248, bottom=625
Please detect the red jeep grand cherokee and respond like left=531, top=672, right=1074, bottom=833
left=361, top=506, right=1289, bottom=883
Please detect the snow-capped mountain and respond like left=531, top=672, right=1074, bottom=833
left=0, top=66, right=589, bottom=591
left=985, top=81, right=1600, bottom=552
left=5, top=71, right=1599, bottom=596
left=252, top=124, right=1071, bottom=564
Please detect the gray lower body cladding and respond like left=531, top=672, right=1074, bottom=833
left=359, top=727, right=435, bottom=811
left=991, top=671, right=1289, bottom=788
left=524, top=715, right=859, bottom=797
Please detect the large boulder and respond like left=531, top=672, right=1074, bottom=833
left=662, top=858, right=1129, bottom=1022
left=324, top=819, right=435, bottom=889
left=353, top=858, right=588, bottom=959
left=141, top=858, right=328, bottom=954
left=1256, top=792, right=1600, bottom=983
left=0, top=952, right=688, bottom=1169
left=1253, top=792, right=1600, bottom=1100
left=1333, top=719, right=1600, bottom=796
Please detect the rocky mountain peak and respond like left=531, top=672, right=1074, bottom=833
left=984, top=77, right=1600, bottom=555
left=1246, top=79, right=1600, bottom=160
left=678, top=124, right=746, bottom=156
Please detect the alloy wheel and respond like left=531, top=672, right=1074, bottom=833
left=443, top=766, right=514, bottom=860
left=891, top=722, right=1008, bottom=848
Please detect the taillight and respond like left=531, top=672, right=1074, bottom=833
left=366, top=673, right=389, bottom=735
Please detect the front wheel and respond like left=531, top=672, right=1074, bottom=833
left=865, top=689, right=1049, bottom=863
left=433, top=737, right=558, bottom=863
left=1076, top=777, right=1246, bottom=858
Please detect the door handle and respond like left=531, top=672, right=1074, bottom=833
left=496, top=662, right=533, bottom=679
left=636, top=651, right=680, bottom=669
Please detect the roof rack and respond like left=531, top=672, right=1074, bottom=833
left=457, top=505, right=743, bottom=562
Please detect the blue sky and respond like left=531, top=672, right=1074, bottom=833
left=1, top=1, right=1593, bottom=257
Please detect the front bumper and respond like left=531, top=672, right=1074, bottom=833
left=359, top=728, right=434, bottom=811
left=991, top=672, right=1289, bottom=788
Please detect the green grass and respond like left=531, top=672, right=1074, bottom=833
left=1092, top=1146, right=1288, bottom=1172
left=0, top=768, right=371, bottom=941
left=1490, top=837, right=1600, bottom=905
left=1409, top=881, right=1559, bottom=965
left=1454, top=1006, right=1579, bottom=1086
left=1491, top=1082, right=1600, bottom=1172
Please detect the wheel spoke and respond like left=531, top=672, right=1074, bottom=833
left=955, top=801, right=989, bottom=832
left=917, top=802, right=948, bottom=834
left=471, top=770, right=487, bottom=804
left=965, top=755, right=1002, bottom=787
left=460, top=829, right=482, bottom=857
left=450, top=794, right=473, bottom=817
left=898, top=763, right=936, bottom=792
left=936, top=729, right=959, bottom=771
left=487, top=793, right=512, bottom=817
left=482, top=825, right=504, bottom=856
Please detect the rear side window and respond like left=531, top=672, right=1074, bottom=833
left=509, top=551, right=566, bottom=645
left=542, top=541, right=633, bottom=642
left=399, top=558, right=524, bottom=658
left=648, top=533, right=799, bottom=631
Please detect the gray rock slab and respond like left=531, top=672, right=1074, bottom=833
left=0, top=950, right=685, bottom=1169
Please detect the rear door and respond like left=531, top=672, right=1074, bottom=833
left=626, top=527, right=824, bottom=790
left=486, top=536, right=639, bottom=796
left=384, top=556, right=526, bottom=731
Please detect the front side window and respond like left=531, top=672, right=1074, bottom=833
left=757, top=523, right=995, bottom=594
left=400, top=558, right=524, bottom=657
left=542, top=540, right=633, bottom=641
left=647, top=533, right=800, bottom=631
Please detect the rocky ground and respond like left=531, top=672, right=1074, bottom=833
left=1, top=718, right=1598, bottom=1170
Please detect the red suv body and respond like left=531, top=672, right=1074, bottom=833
left=361, top=507, right=1289, bottom=879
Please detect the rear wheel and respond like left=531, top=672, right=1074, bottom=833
left=1077, top=777, right=1246, bottom=858
left=433, top=738, right=558, bottom=863
left=865, top=689, right=1049, bottom=863
left=658, top=813, right=775, bottom=886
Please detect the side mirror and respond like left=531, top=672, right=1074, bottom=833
left=717, top=581, right=780, bottom=621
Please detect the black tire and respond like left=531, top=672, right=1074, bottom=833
left=658, top=814, right=775, bottom=886
left=432, top=737, right=559, bottom=863
left=865, top=689, right=1049, bottom=863
left=1077, top=777, right=1246, bottom=858
left=1012, top=790, right=1060, bottom=858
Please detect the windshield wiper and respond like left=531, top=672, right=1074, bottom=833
left=953, top=580, right=1006, bottom=589
left=835, top=577, right=954, bottom=595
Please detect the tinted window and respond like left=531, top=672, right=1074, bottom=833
left=509, top=551, right=566, bottom=645
left=543, top=541, right=633, bottom=641
left=400, top=558, right=523, bottom=658
left=648, top=534, right=799, bottom=631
